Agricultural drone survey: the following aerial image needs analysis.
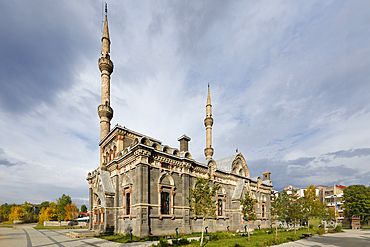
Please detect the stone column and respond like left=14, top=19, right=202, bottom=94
left=89, top=187, right=93, bottom=230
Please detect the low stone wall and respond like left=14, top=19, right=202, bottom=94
left=44, top=221, right=71, bottom=227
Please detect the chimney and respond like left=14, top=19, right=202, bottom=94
left=262, top=172, right=271, bottom=181
left=177, top=134, right=191, bottom=152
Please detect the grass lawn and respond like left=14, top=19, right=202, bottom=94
left=101, top=228, right=320, bottom=247
left=0, top=225, right=13, bottom=228
left=34, top=225, right=88, bottom=230
left=177, top=228, right=317, bottom=247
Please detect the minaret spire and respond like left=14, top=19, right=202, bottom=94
left=98, top=3, right=114, bottom=141
left=204, top=84, right=214, bottom=160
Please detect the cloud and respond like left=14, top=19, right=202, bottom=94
left=326, top=148, right=370, bottom=159
left=0, top=1, right=369, bottom=207
left=0, top=148, right=25, bottom=167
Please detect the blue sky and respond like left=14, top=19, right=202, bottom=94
left=0, top=0, right=369, bottom=208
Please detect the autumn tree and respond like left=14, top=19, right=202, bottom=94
left=240, top=193, right=257, bottom=241
left=302, top=185, right=322, bottom=231
left=343, top=185, right=370, bottom=225
left=187, top=177, right=219, bottom=246
left=9, top=206, right=23, bottom=222
left=0, top=203, right=13, bottom=222
left=50, top=202, right=59, bottom=221
left=22, top=201, right=35, bottom=222
left=38, top=207, right=53, bottom=226
left=64, top=202, right=79, bottom=221
left=56, top=194, right=72, bottom=222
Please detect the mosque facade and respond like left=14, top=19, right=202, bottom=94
left=86, top=8, right=273, bottom=237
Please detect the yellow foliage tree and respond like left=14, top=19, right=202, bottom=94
left=9, top=206, right=23, bottom=222
left=50, top=202, right=58, bottom=221
left=37, top=207, right=53, bottom=226
left=64, top=202, right=78, bottom=221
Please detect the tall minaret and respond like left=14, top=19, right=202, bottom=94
left=98, top=4, right=114, bottom=141
left=204, top=84, right=214, bottom=160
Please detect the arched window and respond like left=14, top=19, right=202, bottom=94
left=217, top=199, right=223, bottom=216
left=126, top=192, right=130, bottom=215
left=158, top=173, right=175, bottom=219
left=122, top=175, right=133, bottom=219
left=216, top=185, right=226, bottom=218
left=161, top=192, right=170, bottom=215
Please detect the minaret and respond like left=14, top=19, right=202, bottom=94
left=98, top=4, right=114, bottom=141
left=204, top=84, right=214, bottom=160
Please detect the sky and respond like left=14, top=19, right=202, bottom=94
left=0, top=0, right=369, bottom=208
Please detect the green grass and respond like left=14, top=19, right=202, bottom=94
left=33, top=225, right=88, bottom=230
left=176, top=228, right=317, bottom=247
left=0, top=225, right=13, bottom=228
left=102, top=228, right=320, bottom=247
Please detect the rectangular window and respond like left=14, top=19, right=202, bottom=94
left=218, top=199, right=223, bottom=216
left=161, top=163, right=169, bottom=169
left=126, top=192, right=130, bottom=215
left=161, top=192, right=170, bottom=214
left=262, top=204, right=265, bottom=218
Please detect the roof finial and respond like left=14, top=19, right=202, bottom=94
left=105, top=3, right=107, bottom=17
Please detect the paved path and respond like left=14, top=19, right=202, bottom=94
left=0, top=224, right=159, bottom=247
left=273, top=229, right=370, bottom=247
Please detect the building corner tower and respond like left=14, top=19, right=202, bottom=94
left=204, top=84, right=214, bottom=160
left=98, top=4, right=114, bottom=141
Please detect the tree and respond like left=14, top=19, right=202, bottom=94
left=56, top=194, right=72, bottom=222
left=64, top=203, right=79, bottom=221
left=0, top=203, right=12, bottom=222
left=187, top=177, right=219, bottom=246
left=343, top=185, right=370, bottom=225
left=278, top=190, right=302, bottom=234
left=38, top=207, right=53, bottom=226
left=22, top=201, right=35, bottom=222
left=288, top=195, right=302, bottom=234
left=9, top=206, right=23, bottom=222
left=38, top=201, right=50, bottom=209
left=240, top=193, right=257, bottom=241
left=302, top=185, right=322, bottom=231
left=50, top=202, right=59, bottom=221
left=270, top=192, right=283, bottom=237
left=80, top=204, right=87, bottom=213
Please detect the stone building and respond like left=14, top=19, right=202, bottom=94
left=86, top=7, right=273, bottom=236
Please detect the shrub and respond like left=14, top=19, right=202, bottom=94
left=316, top=227, right=325, bottom=235
left=234, top=244, right=243, bottom=247
left=172, top=238, right=190, bottom=246
left=335, top=225, right=342, bottom=232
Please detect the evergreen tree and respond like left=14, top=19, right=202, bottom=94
left=343, top=185, right=370, bottom=225
left=80, top=204, right=87, bottom=213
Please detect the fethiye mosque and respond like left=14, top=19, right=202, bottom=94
left=86, top=7, right=273, bottom=237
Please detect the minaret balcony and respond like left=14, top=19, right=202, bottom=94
left=98, top=57, right=114, bottom=74
left=98, top=104, right=113, bottom=120
left=204, top=117, right=213, bottom=126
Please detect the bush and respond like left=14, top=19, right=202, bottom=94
left=172, top=238, right=190, bottom=246
left=316, top=228, right=325, bottom=235
left=234, top=244, right=243, bottom=247
left=156, top=238, right=170, bottom=247
left=334, top=225, right=342, bottom=232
